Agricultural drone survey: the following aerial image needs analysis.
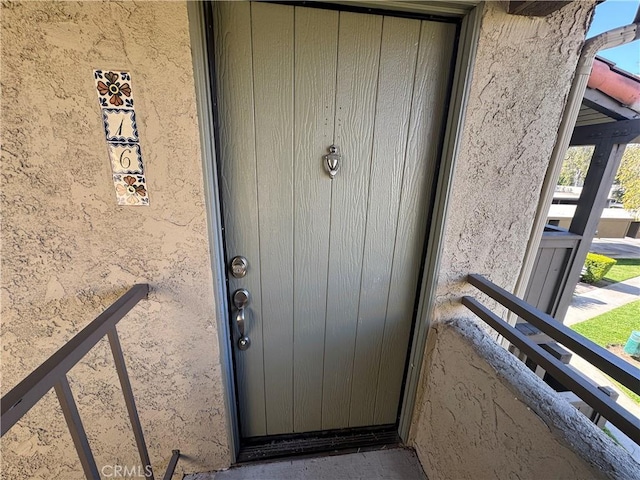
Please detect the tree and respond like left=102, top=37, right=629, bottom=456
left=616, top=144, right=640, bottom=220
left=558, top=146, right=593, bottom=187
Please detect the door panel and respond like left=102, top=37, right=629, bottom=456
left=214, top=2, right=455, bottom=438
left=252, top=1, right=296, bottom=436
left=373, top=21, right=457, bottom=423
left=321, top=11, right=383, bottom=431
left=292, top=7, right=338, bottom=434
left=348, top=16, right=422, bottom=428
left=214, top=1, right=266, bottom=437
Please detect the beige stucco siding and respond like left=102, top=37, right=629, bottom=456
left=2, top=0, right=611, bottom=478
left=410, top=0, right=596, bottom=463
left=412, top=319, right=640, bottom=480
left=432, top=1, right=595, bottom=321
left=1, top=1, right=229, bottom=478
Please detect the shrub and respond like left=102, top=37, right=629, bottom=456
left=581, top=253, right=617, bottom=284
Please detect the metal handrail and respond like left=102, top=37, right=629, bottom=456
left=463, top=274, right=640, bottom=444
left=1, top=284, right=181, bottom=480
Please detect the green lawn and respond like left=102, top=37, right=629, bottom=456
left=603, top=258, right=640, bottom=283
left=571, top=300, right=640, bottom=405
left=572, top=300, right=640, bottom=347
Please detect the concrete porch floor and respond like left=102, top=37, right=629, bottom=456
left=185, top=447, right=427, bottom=480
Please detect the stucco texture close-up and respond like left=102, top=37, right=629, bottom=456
left=432, top=1, right=595, bottom=320
left=409, top=0, right=596, bottom=454
left=1, top=1, right=229, bottom=478
left=411, top=319, right=640, bottom=480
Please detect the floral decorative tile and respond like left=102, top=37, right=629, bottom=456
left=113, top=174, right=149, bottom=206
left=95, top=69, right=148, bottom=206
left=108, top=143, right=143, bottom=175
left=102, top=109, right=139, bottom=143
left=94, top=70, right=134, bottom=109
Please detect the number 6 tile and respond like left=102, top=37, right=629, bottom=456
left=107, top=143, right=143, bottom=175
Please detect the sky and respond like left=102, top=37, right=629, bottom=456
left=587, top=0, right=640, bottom=74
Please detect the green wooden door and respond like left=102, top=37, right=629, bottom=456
left=214, top=1, right=455, bottom=438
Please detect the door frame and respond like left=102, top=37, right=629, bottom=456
left=187, top=0, right=483, bottom=462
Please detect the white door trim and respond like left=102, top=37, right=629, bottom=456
left=187, top=0, right=483, bottom=461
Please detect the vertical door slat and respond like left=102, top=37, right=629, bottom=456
left=251, top=2, right=295, bottom=435
left=349, top=16, right=421, bottom=428
left=214, top=1, right=266, bottom=437
left=322, top=11, right=383, bottom=430
left=374, top=20, right=457, bottom=424
left=293, top=6, right=339, bottom=433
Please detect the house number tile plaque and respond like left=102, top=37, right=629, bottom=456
left=94, top=70, right=149, bottom=206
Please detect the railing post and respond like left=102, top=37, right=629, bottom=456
left=54, top=376, right=100, bottom=480
left=463, top=273, right=640, bottom=444
left=462, top=295, right=640, bottom=443
left=162, top=450, right=181, bottom=480
left=1, top=284, right=150, bottom=436
left=1, top=284, right=181, bottom=478
left=467, top=273, right=639, bottom=389
left=107, top=327, right=154, bottom=480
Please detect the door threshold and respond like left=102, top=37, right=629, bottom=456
left=236, top=424, right=399, bottom=463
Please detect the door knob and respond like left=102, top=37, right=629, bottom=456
left=233, top=289, right=251, bottom=351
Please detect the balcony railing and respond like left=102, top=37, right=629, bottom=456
left=463, top=274, right=640, bottom=444
left=1, top=284, right=180, bottom=480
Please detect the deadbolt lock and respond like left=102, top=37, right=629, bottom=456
left=230, top=256, right=248, bottom=278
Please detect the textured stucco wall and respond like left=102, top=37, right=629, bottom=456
left=1, top=1, right=229, bottom=478
left=433, top=1, right=595, bottom=320
left=410, top=0, right=602, bottom=468
left=1, top=0, right=608, bottom=477
left=412, top=319, right=640, bottom=480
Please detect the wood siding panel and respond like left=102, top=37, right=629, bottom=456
left=213, top=2, right=266, bottom=437
left=251, top=2, right=295, bottom=435
left=322, top=11, right=383, bottom=430
left=348, top=16, right=421, bottom=428
left=522, top=247, right=542, bottom=300
left=536, top=248, right=570, bottom=313
left=292, top=6, right=338, bottom=433
left=374, top=21, right=456, bottom=424
left=525, top=248, right=555, bottom=309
